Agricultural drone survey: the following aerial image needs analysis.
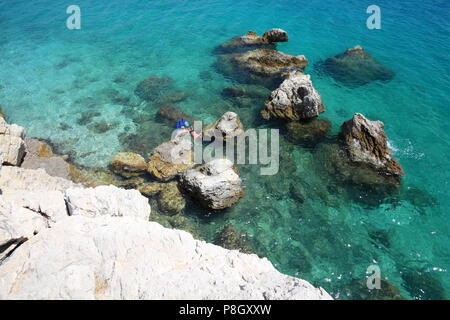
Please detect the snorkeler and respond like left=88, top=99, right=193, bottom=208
left=175, top=120, right=202, bottom=141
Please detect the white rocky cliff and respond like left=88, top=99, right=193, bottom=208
left=0, top=120, right=331, bottom=300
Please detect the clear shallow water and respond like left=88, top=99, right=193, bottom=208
left=1, top=0, right=449, bottom=299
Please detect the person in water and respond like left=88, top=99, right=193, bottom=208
left=176, top=121, right=202, bottom=141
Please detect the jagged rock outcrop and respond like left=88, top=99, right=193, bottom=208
left=147, top=136, right=193, bottom=181
left=215, top=29, right=288, bottom=54
left=262, top=73, right=325, bottom=121
left=262, top=28, right=288, bottom=43
left=340, top=113, right=404, bottom=177
left=66, top=185, right=151, bottom=220
left=180, top=158, right=244, bottom=209
left=204, top=112, right=245, bottom=141
left=110, top=152, right=148, bottom=178
left=0, top=214, right=331, bottom=300
left=320, top=45, right=395, bottom=87
left=0, top=117, right=26, bottom=166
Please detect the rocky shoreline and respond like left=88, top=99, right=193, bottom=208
left=0, top=28, right=406, bottom=300
left=0, top=152, right=331, bottom=299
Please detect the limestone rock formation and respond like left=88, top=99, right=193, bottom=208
left=180, top=158, right=244, bottom=209
left=65, top=185, right=151, bottom=220
left=0, top=215, right=331, bottom=299
left=204, top=112, right=245, bottom=141
left=340, top=113, right=404, bottom=177
left=110, top=152, right=148, bottom=178
left=0, top=166, right=79, bottom=192
left=147, top=136, right=193, bottom=181
left=320, top=45, right=395, bottom=87
left=0, top=164, right=330, bottom=300
left=262, top=73, right=325, bottom=121
left=0, top=117, right=26, bottom=166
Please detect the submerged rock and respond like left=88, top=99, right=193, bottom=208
left=320, top=45, right=395, bottom=87
left=110, top=152, right=148, bottom=178
left=402, top=269, right=447, bottom=300
left=214, top=224, right=253, bottom=254
left=0, top=117, right=26, bottom=166
left=204, top=111, right=245, bottom=140
left=216, top=49, right=307, bottom=86
left=134, top=75, right=187, bottom=104
left=262, top=73, right=324, bottom=121
left=77, top=110, right=100, bottom=126
left=340, top=113, right=404, bottom=178
left=147, top=136, right=193, bottom=181
left=348, top=278, right=404, bottom=300
left=180, top=158, right=244, bottom=210
left=155, top=104, right=194, bottom=124
left=285, top=118, right=331, bottom=144
left=221, top=84, right=271, bottom=99
left=138, top=181, right=186, bottom=215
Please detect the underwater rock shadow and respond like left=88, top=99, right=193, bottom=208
left=314, top=45, right=395, bottom=88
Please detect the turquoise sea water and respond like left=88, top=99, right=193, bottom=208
left=1, top=0, right=449, bottom=299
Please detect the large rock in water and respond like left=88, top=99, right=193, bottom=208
left=204, top=111, right=245, bottom=141
left=262, top=73, right=325, bottom=121
left=0, top=117, right=26, bottom=166
left=216, top=49, right=308, bottom=86
left=180, top=159, right=244, bottom=209
left=340, top=113, right=404, bottom=177
left=110, top=152, right=148, bottom=178
left=214, top=29, right=288, bottom=54
left=147, top=136, right=193, bottom=181
left=321, top=45, right=395, bottom=87
left=0, top=215, right=331, bottom=299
